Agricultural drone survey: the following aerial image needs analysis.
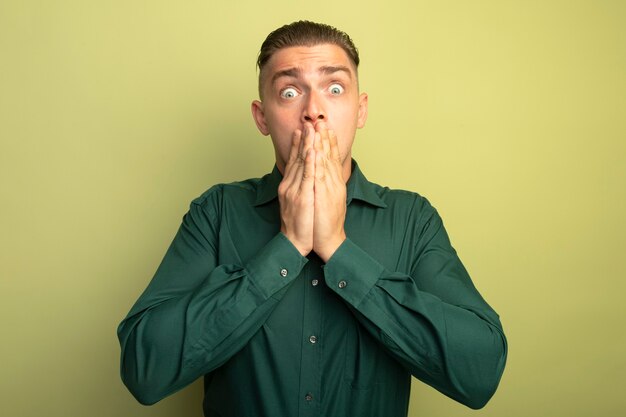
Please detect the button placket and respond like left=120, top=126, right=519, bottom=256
left=298, top=262, right=322, bottom=415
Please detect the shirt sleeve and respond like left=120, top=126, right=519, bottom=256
left=322, top=197, right=507, bottom=410
left=117, top=187, right=307, bottom=405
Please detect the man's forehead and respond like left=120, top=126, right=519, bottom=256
left=264, top=44, right=357, bottom=79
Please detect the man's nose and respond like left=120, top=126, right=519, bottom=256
left=301, top=91, right=326, bottom=124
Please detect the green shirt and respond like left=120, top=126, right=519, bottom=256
left=118, top=161, right=507, bottom=417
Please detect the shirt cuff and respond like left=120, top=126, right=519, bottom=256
left=246, top=232, right=308, bottom=299
left=323, top=238, right=385, bottom=307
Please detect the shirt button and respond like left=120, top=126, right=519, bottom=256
left=311, top=279, right=319, bottom=286
left=309, top=335, right=317, bottom=344
left=280, top=268, right=288, bottom=277
left=338, top=280, right=347, bottom=289
left=305, top=393, right=313, bottom=401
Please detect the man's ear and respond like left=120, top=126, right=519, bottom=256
left=251, top=100, right=270, bottom=136
left=357, top=92, right=369, bottom=129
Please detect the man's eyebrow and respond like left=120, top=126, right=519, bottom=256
left=270, top=65, right=353, bottom=86
left=319, top=65, right=353, bottom=79
left=271, top=67, right=302, bottom=86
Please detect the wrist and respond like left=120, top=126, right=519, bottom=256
left=280, top=230, right=312, bottom=257
left=315, top=234, right=346, bottom=263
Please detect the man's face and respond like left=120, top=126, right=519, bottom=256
left=252, top=44, right=368, bottom=178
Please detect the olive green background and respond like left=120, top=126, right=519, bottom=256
left=1, top=1, right=624, bottom=416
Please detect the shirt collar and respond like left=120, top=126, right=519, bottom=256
left=347, top=160, right=388, bottom=208
left=254, top=159, right=387, bottom=209
left=254, top=165, right=283, bottom=206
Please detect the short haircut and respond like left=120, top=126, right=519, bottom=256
left=256, top=21, right=360, bottom=98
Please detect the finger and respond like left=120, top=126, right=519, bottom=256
left=284, top=130, right=302, bottom=172
left=291, top=125, right=315, bottom=188
left=290, top=129, right=302, bottom=162
left=329, top=129, right=340, bottom=161
left=315, top=122, right=330, bottom=156
left=314, top=131, right=322, bottom=152
left=299, top=126, right=308, bottom=160
left=315, top=121, right=327, bottom=134
left=322, top=129, right=342, bottom=184
left=301, top=148, right=315, bottom=191
left=321, top=129, right=331, bottom=157
left=282, top=130, right=303, bottom=189
left=291, top=155, right=306, bottom=192
left=302, top=123, right=315, bottom=156
left=314, top=146, right=326, bottom=183
left=292, top=131, right=308, bottom=181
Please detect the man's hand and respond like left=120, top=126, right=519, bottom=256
left=278, top=124, right=315, bottom=256
left=312, top=122, right=347, bottom=262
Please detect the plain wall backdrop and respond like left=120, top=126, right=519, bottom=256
left=1, top=1, right=624, bottom=416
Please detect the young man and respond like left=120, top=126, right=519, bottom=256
left=118, top=21, right=507, bottom=417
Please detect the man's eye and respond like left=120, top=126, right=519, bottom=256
left=280, top=88, right=299, bottom=99
left=329, top=84, right=344, bottom=95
